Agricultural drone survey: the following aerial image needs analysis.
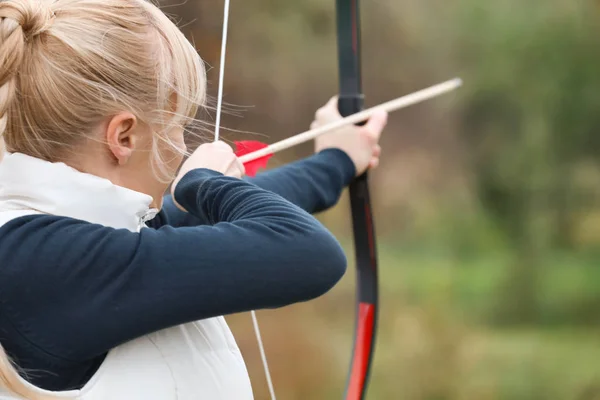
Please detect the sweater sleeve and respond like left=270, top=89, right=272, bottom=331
left=152, top=148, right=356, bottom=228
left=0, top=168, right=347, bottom=363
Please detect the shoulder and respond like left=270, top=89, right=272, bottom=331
left=0, top=213, right=73, bottom=251
left=0, top=214, right=93, bottom=283
left=0, top=213, right=116, bottom=248
left=0, top=214, right=141, bottom=284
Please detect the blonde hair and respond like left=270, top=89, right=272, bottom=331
left=0, top=0, right=206, bottom=178
left=0, top=0, right=206, bottom=397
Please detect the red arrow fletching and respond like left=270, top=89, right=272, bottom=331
left=234, top=140, right=273, bottom=177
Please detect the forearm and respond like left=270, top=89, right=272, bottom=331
left=246, top=149, right=355, bottom=213
left=153, top=149, right=356, bottom=229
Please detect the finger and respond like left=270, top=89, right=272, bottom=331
left=310, top=121, right=318, bottom=130
left=373, top=144, right=382, bottom=158
left=326, top=96, right=342, bottom=118
left=214, top=140, right=234, bottom=151
left=235, top=158, right=246, bottom=177
left=232, top=169, right=243, bottom=179
left=369, top=158, right=380, bottom=169
left=363, top=110, right=388, bottom=141
left=316, top=96, right=342, bottom=121
left=325, top=95, right=338, bottom=109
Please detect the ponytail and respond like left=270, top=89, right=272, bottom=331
left=0, top=344, right=58, bottom=400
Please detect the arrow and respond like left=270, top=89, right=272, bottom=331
left=238, top=78, right=462, bottom=166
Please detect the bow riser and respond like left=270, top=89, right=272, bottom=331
left=336, top=1, right=379, bottom=399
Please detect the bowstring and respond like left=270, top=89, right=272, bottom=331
left=251, top=309, right=277, bottom=400
left=213, top=0, right=230, bottom=142
left=214, top=2, right=277, bottom=399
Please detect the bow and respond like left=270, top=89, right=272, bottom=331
left=214, top=2, right=375, bottom=395
left=335, top=1, right=378, bottom=399
left=211, top=2, right=461, bottom=399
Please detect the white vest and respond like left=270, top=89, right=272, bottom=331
left=0, top=153, right=254, bottom=400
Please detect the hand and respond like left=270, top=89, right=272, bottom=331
left=312, top=96, right=388, bottom=176
left=171, top=141, right=245, bottom=210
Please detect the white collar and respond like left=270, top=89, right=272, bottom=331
left=0, top=152, right=157, bottom=231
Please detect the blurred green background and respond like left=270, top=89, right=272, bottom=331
left=161, top=0, right=600, bottom=398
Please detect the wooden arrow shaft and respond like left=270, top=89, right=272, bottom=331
left=238, top=78, right=462, bottom=163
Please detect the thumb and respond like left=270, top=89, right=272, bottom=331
left=363, top=110, right=388, bottom=140
left=326, top=95, right=339, bottom=108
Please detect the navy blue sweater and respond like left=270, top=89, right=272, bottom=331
left=0, top=149, right=356, bottom=391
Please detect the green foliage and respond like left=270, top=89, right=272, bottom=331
left=405, top=0, right=600, bottom=328
left=454, top=0, right=600, bottom=250
left=161, top=0, right=600, bottom=398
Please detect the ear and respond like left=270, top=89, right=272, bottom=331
left=105, top=112, right=138, bottom=165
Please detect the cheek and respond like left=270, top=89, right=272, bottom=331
left=168, top=151, right=185, bottom=177
left=168, top=130, right=186, bottom=169
left=173, top=129, right=187, bottom=154
left=158, top=129, right=186, bottom=179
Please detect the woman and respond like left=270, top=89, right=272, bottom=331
left=0, top=0, right=387, bottom=399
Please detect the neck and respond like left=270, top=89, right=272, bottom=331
left=0, top=152, right=157, bottom=231
left=63, top=148, right=165, bottom=208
